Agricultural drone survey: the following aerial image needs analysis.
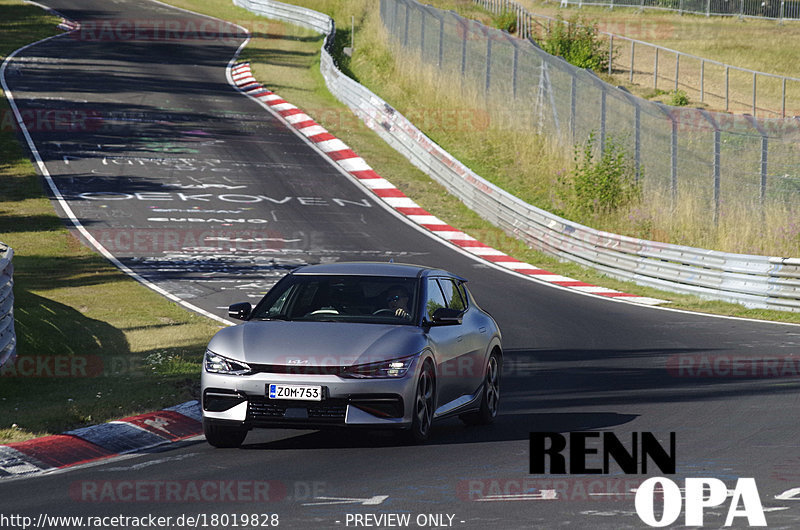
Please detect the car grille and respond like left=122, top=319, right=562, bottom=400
left=249, top=363, right=346, bottom=376
left=247, top=397, right=348, bottom=423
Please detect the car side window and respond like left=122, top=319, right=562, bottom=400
left=267, top=286, right=293, bottom=316
left=425, top=278, right=447, bottom=320
left=440, top=279, right=467, bottom=311
left=456, top=282, right=469, bottom=308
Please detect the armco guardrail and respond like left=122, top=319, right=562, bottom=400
left=0, top=244, right=16, bottom=367
left=233, top=0, right=800, bottom=312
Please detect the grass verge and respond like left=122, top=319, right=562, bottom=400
left=159, top=0, right=800, bottom=325
left=0, top=0, right=222, bottom=443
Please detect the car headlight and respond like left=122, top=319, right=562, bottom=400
left=342, top=354, right=416, bottom=378
left=204, top=349, right=252, bottom=376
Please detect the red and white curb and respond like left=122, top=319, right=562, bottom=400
left=0, top=401, right=201, bottom=478
left=231, top=62, right=666, bottom=306
left=57, top=20, right=80, bottom=32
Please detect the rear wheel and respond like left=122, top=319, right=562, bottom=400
left=461, top=351, right=501, bottom=426
left=403, top=360, right=435, bottom=444
left=203, top=420, right=248, bottom=448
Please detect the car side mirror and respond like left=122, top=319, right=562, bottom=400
left=228, top=302, right=252, bottom=320
left=430, top=307, right=463, bottom=326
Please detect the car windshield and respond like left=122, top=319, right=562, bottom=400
left=250, top=274, right=419, bottom=325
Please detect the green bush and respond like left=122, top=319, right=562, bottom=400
left=493, top=11, right=517, bottom=34
left=557, top=133, right=641, bottom=218
left=541, top=15, right=610, bottom=72
left=669, top=89, right=690, bottom=106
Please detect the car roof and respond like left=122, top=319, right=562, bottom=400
left=291, top=262, right=463, bottom=280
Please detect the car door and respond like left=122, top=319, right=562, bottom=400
left=438, top=278, right=485, bottom=395
left=424, top=277, right=466, bottom=408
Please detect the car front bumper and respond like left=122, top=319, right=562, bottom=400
left=201, top=367, right=420, bottom=429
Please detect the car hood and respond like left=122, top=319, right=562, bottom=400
left=208, top=320, right=427, bottom=367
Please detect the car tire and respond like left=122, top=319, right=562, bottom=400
left=460, top=351, right=501, bottom=426
left=402, top=359, right=435, bottom=444
left=203, top=419, right=248, bottom=448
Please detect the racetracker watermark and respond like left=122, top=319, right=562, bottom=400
left=91, top=228, right=292, bottom=254
left=68, top=480, right=325, bottom=503
left=264, top=354, right=531, bottom=378
left=0, top=109, right=103, bottom=133
left=457, top=478, right=644, bottom=502
left=596, top=20, right=675, bottom=40
left=70, top=480, right=281, bottom=503
left=0, top=355, right=163, bottom=378
left=667, top=354, right=800, bottom=378
left=278, top=106, right=491, bottom=133
left=70, top=19, right=261, bottom=44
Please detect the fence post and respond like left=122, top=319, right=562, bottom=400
left=608, top=34, right=613, bottom=75
left=600, top=89, right=607, bottom=154
left=781, top=0, right=786, bottom=23
left=743, top=115, right=769, bottom=209
left=630, top=41, right=635, bottom=83
left=634, top=104, right=641, bottom=182
left=420, top=9, right=426, bottom=59
left=404, top=2, right=410, bottom=46
left=781, top=78, right=786, bottom=118
left=672, top=115, right=678, bottom=206
left=485, top=33, right=492, bottom=96
left=438, top=16, right=444, bottom=68
left=699, top=110, right=721, bottom=226
left=523, top=5, right=528, bottom=37
left=752, top=72, right=757, bottom=117
left=461, top=20, right=468, bottom=81
left=653, top=47, right=658, bottom=89
left=706, top=0, right=710, bottom=16
left=570, top=76, right=577, bottom=144
left=700, top=59, right=705, bottom=103
left=512, top=40, right=519, bottom=99
left=674, top=53, right=679, bottom=92
left=621, top=91, right=643, bottom=183
left=761, top=131, right=768, bottom=208
left=657, top=105, right=678, bottom=206
left=725, top=66, right=729, bottom=112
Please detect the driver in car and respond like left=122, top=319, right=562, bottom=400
left=385, top=286, right=411, bottom=319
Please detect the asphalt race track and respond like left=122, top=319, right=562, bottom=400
left=3, top=0, right=800, bottom=528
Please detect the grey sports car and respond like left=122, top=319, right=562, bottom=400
left=201, top=262, right=502, bottom=447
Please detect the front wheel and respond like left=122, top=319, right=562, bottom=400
left=203, top=419, right=248, bottom=448
left=402, top=360, right=435, bottom=444
left=460, top=351, right=501, bottom=426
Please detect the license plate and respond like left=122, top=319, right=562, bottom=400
left=268, top=384, right=323, bottom=401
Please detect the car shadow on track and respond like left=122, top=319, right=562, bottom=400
left=238, top=410, right=639, bottom=451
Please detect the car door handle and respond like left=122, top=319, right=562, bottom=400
left=479, top=327, right=486, bottom=333
left=457, top=335, right=463, bottom=342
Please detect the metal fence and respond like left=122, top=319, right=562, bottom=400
left=477, top=0, right=800, bottom=118
left=0, top=244, right=16, bottom=368
left=233, top=0, right=800, bottom=311
left=532, top=0, right=800, bottom=21
left=383, top=0, right=800, bottom=225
